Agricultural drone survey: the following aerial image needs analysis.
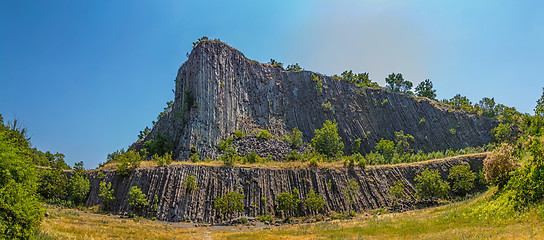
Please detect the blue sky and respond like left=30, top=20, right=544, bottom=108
left=1, top=0, right=543, bottom=168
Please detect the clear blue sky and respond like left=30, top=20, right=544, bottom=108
left=1, top=0, right=543, bottom=168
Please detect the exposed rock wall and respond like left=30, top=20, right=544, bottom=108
left=132, top=40, right=497, bottom=161
left=86, top=153, right=486, bottom=223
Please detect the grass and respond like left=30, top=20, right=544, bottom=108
left=40, top=188, right=544, bottom=239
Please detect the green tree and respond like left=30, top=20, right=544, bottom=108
left=311, top=120, right=344, bottom=158
left=0, top=116, right=43, bottom=239
left=304, top=188, right=326, bottom=214
left=478, top=97, right=497, bottom=117
left=256, top=129, right=272, bottom=140
left=375, top=139, right=395, bottom=161
left=129, top=186, right=149, bottom=215
left=183, top=174, right=198, bottom=192
left=268, top=59, right=283, bottom=68
left=343, top=179, right=360, bottom=211
left=414, top=169, right=450, bottom=200
left=447, top=94, right=473, bottom=111
left=286, top=63, right=302, bottom=71
left=116, top=150, right=142, bottom=177
left=492, top=123, right=513, bottom=143
left=394, top=130, right=414, bottom=155
left=214, top=191, right=245, bottom=220
left=275, top=188, right=300, bottom=218
left=389, top=180, right=405, bottom=200
left=220, top=146, right=238, bottom=166
left=68, top=173, right=90, bottom=205
left=415, top=79, right=437, bottom=100
left=385, top=73, right=413, bottom=94
left=352, top=138, right=361, bottom=154
left=144, top=132, right=174, bottom=157
left=535, top=87, right=544, bottom=117
left=153, top=152, right=172, bottom=166
left=99, top=181, right=115, bottom=211
left=448, top=164, right=476, bottom=196
left=37, top=169, right=69, bottom=200
left=138, top=126, right=151, bottom=140
left=285, top=127, right=303, bottom=149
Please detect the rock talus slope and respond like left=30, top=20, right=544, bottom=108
left=86, top=153, right=487, bottom=223
left=132, top=40, right=496, bottom=160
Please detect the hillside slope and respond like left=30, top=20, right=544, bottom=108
left=133, top=40, right=497, bottom=160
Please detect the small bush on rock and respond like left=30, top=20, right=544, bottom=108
left=257, top=130, right=272, bottom=140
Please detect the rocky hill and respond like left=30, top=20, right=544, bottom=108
left=86, top=153, right=487, bottom=223
left=131, top=40, right=497, bottom=161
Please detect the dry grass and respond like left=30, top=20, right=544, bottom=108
left=41, top=189, right=544, bottom=239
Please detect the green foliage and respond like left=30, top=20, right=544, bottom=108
left=414, top=169, right=450, bottom=200
left=352, top=138, right=361, bottom=154
left=220, top=146, right=238, bottom=166
left=343, top=179, right=360, bottom=208
left=492, top=123, right=513, bottom=143
left=389, top=180, right=405, bottom=200
left=0, top=117, right=43, bottom=239
left=284, top=127, right=303, bottom=149
left=275, top=188, right=300, bottom=217
left=415, top=79, right=437, bottom=100
left=286, top=63, right=302, bottom=71
left=385, top=73, right=413, bottom=94
left=192, top=36, right=209, bottom=47
left=116, top=151, right=142, bottom=177
left=183, top=174, right=198, bottom=192
left=37, top=168, right=68, bottom=200
left=394, top=130, right=414, bottom=155
left=375, top=139, right=395, bottom=161
left=483, top=143, right=517, bottom=188
left=332, top=70, right=380, bottom=87
left=449, top=128, right=457, bottom=134
left=535, top=87, right=544, bottom=117
left=190, top=152, right=200, bottom=163
left=218, top=137, right=234, bottom=151
left=138, top=126, right=151, bottom=140
left=311, top=73, right=323, bottom=93
left=256, top=214, right=274, bottom=222
left=419, top=117, right=426, bottom=126
left=214, top=191, right=245, bottom=220
left=128, top=186, right=149, bottom=214
left=67, top=173, right=90, bottom=205
left=268, top=59, right=283, bottom=68
left=443, top=94, right=476, bottom=112
left=144, top=133, right=174, bottom=157
left=448, top=164, right=476, bottom=196
left=304, top=188, right=326, bottom=214
left=284, top=150, right=301, bottom=162
left=321, top=101, right=332, bottom=112
left=153, top=152, right=172, bottom=166
left=311, top=120, right=344, bottom=158
left=244, top=151, right=262, bottom=164
left=73, top=161, right=86, bottom=177
left=478, top=97, right=497, bottom=117
left=233, top=130, right=245, bottom=140
left=98, top=181, right=115, bottom=211
left=256, top=129, right=272, bottom=140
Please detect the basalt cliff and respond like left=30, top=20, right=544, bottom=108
left=131, top=40, right=497, bottom=160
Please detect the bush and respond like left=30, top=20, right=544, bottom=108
left=389, top=180, right=405, bottom=200
left=183, top=175, right=198, bottom=192
left=305, top=188, right=325, bottom=214
left=153, top=152, right=172, bottom=166
left=275, top=188, right=300, bottom=217
left=99, top=181, right=115, bottom=211
left=285, top=150, right=302, bottom=162
left=284, top=127, right=303, bottom=149
left=448, top=164, right=476, bottom=196
left=256, top=130, right=272, bottom=140
left=492, top=123, right=513, bottom=143
left=220, top=147, right=238, bottom=166
left=144, top=132, right=174, bottom=157
left=343, top=179, right=360, bottom=209
left=190, top=152, right=199, bottom=163
left=483, top=143, right=517, bottom=188
left=217, top=137, right=233, bottom=151
left=37, top=169, right=68, bottom=200
left=245, top=151, right=261, bottom=164
left=311, top=120, right=344, bottom=158
left=214, top=191, right=245, bottom=220
left=128, top=186, right=149, bottom=215
left=256, top=214, right=273, bottom=222
left=116, top=151, right=142, bottom=177
left=414, top=168, right=450, bottom=200
left=375, top=139, right=395, bottom=161
left=67, top=173, right=90, bottom=205
left=233, top=130, right=245, bottom=140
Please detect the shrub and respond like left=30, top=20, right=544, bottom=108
left=214, top=191, right=245, bottom=220
left=321, top=101, right=332, bottom=112
left=67, top=173, right=90, bottom=205
left=144, top=132, right=174, bottom=157
left=245, top=151, right=261, bottom=164
left=352, top=138, right=361, bottom=153
left=233, top=130, right=245, bottom=140
left=311, top=120, right=344, bottom=158
left=116, top=151, right=142, bottom=177
left=284, top=127, right=303, bottom=149
left=275, top=188, right=300, bottom=217
left=285, top=150, right=302, bottom=162
left=99, top=181, right=115, bottom=210
left=256, top=214, right=273, bottom=222
left=190, top=152, right=199, bottom=163
left=483, top=143, right=517, bottom=188
left=375, top=139, right=395, bottom=161
left=183, top=175, right=198, bottom=192
left=448, top=164, right=476, bottom=196
left=492, top=123, right=512, bottom=143
left=220, top=147, right=238, bottom=166
left=304, top=188, right=326, bottom=214
left=37, top=169, right=68, bottom=200
left=343, top=179, right=360, bottom=209
left=257, top=130, right=272, bottom=140
left=311, top=73, right=323, bottom=93
left=238, top=217, right=248, bottom=224
left=153, top=152, right=172, bottom=166
left=414, top=168, right=450, bottom=200
left=286, top=63, right=302, bottom=71
left=217, top=137, right=234, bottom=151
left=389, top=180, right=405, bottom=200
left=128, top=186, right=148, bottom=215
left=309, top=158, right=319, bottom=168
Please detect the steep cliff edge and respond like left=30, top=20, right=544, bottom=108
left=86, top=153, right=487, bottom=223
left=133, top=40, right=497, bottom=160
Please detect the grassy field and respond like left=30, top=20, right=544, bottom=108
left=40, top=188, right=544, bottom=240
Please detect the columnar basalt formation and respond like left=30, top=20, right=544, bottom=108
left=130, top=40, right=497, bottom=161
left=86, top=153, right=486, bottom=223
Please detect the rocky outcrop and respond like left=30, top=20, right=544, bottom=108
left=86, top=153, right=487, bottom=223
left=131, top=40, right=497, bottom=161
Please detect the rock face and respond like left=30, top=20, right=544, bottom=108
left=86, top=153, right=486, bottom=223
left=131, top=40, right=497, bottom=161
